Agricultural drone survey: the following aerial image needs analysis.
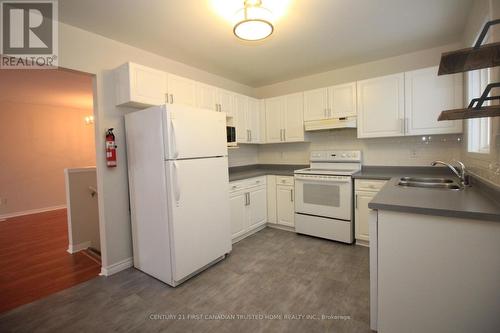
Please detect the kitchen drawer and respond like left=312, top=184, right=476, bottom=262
left=229, top=176, right=267, bottom=192
left=276, top=176, right=294, bottom=186
left=355, top=179, right=387, bottom=192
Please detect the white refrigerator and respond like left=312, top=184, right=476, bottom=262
left=125, top=104, right=231, bottom=286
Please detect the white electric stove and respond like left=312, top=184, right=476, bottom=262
left=294, top=150, right=362, bottom=243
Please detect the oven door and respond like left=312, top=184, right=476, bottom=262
left=294, top=174, right=352, bottom=220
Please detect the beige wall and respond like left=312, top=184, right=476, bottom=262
left=0, top=101, right=95, bottom=216
left=254, top=43, right=461, bottom=98
left=461, top=0, right=500, bottom=186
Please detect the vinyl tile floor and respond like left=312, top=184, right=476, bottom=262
left=0, top=228, right=372, bottom=333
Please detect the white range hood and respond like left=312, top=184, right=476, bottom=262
left=304, top=116, right=357, bottom=131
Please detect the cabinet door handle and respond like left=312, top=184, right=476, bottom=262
left=169, top=94, right=174, bottom=104
left=283, top=128, right=286, bottom=141
left=248, top=192, right=251, bottom=205
left=290, top=189, right=294, bottom=202
left=355, top=194, right=358, bottom=209
left=165, top=93, right=169, bottom=104
left=249, top=130, right=252, bottom=142
left=218, top=103, right=222, bottom=112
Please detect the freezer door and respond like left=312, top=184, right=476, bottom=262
left=162, top=104, right=228, bottom=160
left=165, top=157, right=232, bottom=282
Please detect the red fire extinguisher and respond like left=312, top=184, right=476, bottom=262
left=105, top=128, right=117, bottom=168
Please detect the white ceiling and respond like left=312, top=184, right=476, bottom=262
left=0, top=69, right=93, bottom=110
left=59, top=0, right=472, bottom=87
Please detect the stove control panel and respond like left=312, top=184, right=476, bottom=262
left=310, top=150, right=362, bottom=162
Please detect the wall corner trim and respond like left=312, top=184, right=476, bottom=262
left=100, top=257, right=133, bottom=276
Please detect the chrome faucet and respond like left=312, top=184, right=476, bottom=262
left=431, top=160, right=470, bottom=187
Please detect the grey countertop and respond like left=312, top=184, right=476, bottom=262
left=230, top=164, right=500, bottom=222
left=228, top=164, right=308, bottom=182
left=361, top=166, right=500, bottom=222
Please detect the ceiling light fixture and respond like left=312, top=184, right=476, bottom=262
left=233, top=0, right=274, bottom=41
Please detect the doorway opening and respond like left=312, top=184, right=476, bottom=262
left=0, top=68, right=100, bottom=313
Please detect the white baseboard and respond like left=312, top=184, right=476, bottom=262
left=100, top=257, right=133, bottom=276
left=67, top=241, right=91, bottom=254
left=356, top=239, right=370, bottom=247
left=267, top=223, right=295, bottom=232
left=232, top=224, right=267, bottom=244
left=0, top=205, right=66, bottom=220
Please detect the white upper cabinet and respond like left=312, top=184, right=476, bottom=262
left=195, top=83, right=218, bottom=111
left=284, top=92, right=305, bottom=142
left=115, top=62, right=167, bottom=108
left=234, top=95, right=260, bottom=144
left=357, top=73, right=405, bottom=138
left=304, top=83, right=356, bottom=121
left=166, top=74, right=197, bottom=107
left=234, top=94, right=248, bottom=143
left=265, top=96, right=285, bottom=143
left=329, top=82, right=357, bottom=118
left=304, top=88, right=329, bottom=121
left=404, top=66, right=463, bottom=135
left=265, top=93, right=304, bottom=143
left=247, top=97, right=261, bottom=143
left=217, top=89, right=235, bottom=117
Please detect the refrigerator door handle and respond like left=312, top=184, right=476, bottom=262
left=173, top=161, right=181, bottom=202
left=170, top=119, right=179, bottom=158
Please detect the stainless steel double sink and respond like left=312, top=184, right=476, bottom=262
left=398, top=177, right=462, bottom=190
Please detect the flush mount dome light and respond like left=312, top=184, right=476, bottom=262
left=233, top=0, right=274, bottom=41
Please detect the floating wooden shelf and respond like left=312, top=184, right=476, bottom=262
left=438, top=104, right=500, bottom=121
left=438, top=76, right=500, bottom=121
left=438, top=19, right=500, bottom=75
left=438, top=42, right=500, bottom=75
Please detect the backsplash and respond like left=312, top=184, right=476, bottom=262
left=463, top=119, right=500, bottom=186
left=257, top=129, right=463, bottom=166
left=228, top=145, right=259, bottom=167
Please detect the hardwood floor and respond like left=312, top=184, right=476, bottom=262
left=0, top=209, right=101, bottom=313
left=0, top=228, right=371, bottom=332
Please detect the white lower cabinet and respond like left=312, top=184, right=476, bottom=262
left=267, top=176, right=295, bottom=228
left=354, top=179, right=387, bottom=245
left=229, top=193, right=247, bottom=239
left=229, top=176, right=267, bottom=242
left=277, top=184, right=294, bottom=227
left=266, top=175, right=277, bottom=223
left=249, top=187, right=267, bottom=228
